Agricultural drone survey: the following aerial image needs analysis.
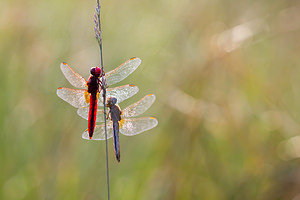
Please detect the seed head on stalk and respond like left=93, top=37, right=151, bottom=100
left=94, top=7, right=102, bottom=47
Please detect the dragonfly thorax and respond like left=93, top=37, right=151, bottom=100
left=87, top=75, right=100, bottom=94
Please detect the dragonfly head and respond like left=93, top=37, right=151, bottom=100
left=90, top=67, right=101, bottom=77
left=106, top=97, right=117, bottom=107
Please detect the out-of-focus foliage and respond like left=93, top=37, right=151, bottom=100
left=1, top=0, right=300, bottom=199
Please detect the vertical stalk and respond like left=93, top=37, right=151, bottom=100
left=95, top=1, right=110, bottom=200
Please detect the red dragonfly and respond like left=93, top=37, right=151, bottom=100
left=78, top=94, right=158, bottom=162
left=57, top=57, right=141, bottom=139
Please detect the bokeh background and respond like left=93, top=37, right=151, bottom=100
left=1, top=0, right=300, bottom=199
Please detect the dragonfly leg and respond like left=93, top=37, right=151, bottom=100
left=106, top=112, right=111, bottom=120
left=97, top=109, right=110, bottom=120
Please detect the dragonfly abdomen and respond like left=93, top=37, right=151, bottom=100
left=88, top=93, right=98, bottom=139
left=113, top=120, right=120, bottom=162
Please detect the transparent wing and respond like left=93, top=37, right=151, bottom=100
left=60, top=62, right=87, bottom=89
left=77, top=84, right=139, bottom=121
left=122, top=94, right=156, bottom=118
left=82, top=122, right=114, bottom=140
left=77, top=106, right=105, bottom=123
left=119, top=117, right=158, bottom=136
left=98, top=84, right=139, bottom=105
left=105, top=57, right=141, bottom=86
left=56, top=87, right=88, bottom=108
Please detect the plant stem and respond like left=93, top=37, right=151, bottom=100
left=95, top=1, right=110, bottom=200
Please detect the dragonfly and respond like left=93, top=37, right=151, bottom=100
left=57, top=57, right=141, bottom=139
left=78, top=94, right=158, bottom=162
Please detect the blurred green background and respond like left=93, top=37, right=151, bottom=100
left=1, top=0, right=300, bottom=199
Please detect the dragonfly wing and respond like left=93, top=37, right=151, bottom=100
left=82, top=122, right=114, bottom=140
left=98, top=84, right=139, bottom=105
left=77, top=107, right=105, bottom=123
left=122, top=94, right=156, bottom=118
left=57, top=87, right=89, bottom=108
left=60, top=62, right=87, bottom=89
left=78, top=84, right=139, bottom=120
left=105, top=57, right=141, bottom=86
left=119, top=117, right=158, bottom=136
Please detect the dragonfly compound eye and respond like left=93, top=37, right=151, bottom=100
left=90, top=67, right=101, bottom=76
left=107, top=97, right=117, bottom=105
left=111, top=97, right=117, bottom=104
